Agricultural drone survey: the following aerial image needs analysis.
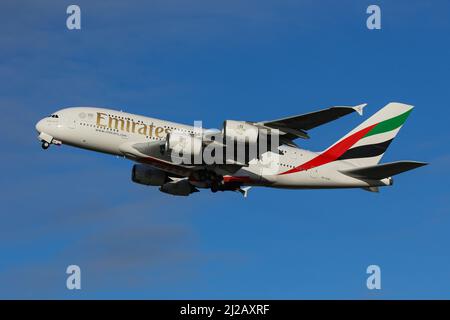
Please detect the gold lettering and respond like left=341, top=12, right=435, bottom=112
left=131, top=121, right=138, bottom=133
left=137, top=123, right=147, bottom=135
left=165, top=128, right=171, bottom=135
left=96, top=112, right=107, bottom=127
left=155, top=127, right=164, bottom=138
left=109, top=117, right=125, bottom=131
left=148, top=124, right=155, bottom=137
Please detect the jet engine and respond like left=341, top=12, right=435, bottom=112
left=165, top=131, right=203, bottom=164
left=131, top=164, right=167, bottom=186
left=159, top=179, right=198, bottom=196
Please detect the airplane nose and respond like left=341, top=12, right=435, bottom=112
left=35, top=119, right=45, bottom=133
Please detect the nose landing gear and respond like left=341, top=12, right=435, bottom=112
left=41, top=141, right=50, bottom=150
left=38, top=132, right=54, bottom=150
left=38, top=132, right=61, bottom=150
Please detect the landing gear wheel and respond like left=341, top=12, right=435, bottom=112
left=198, top=171, right=207, bottom=181
left=207, top=171, right=218, bottom=181
left=211, top=183, right=219, bottom=193
left=41, top=141, right=50, bottom=150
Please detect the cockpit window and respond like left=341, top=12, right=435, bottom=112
left=50, top=114, right=59, bottom=118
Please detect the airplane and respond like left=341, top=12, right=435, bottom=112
left=35, top=102, right=427, bottom=197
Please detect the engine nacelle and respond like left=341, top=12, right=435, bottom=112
left=165, top=131, right=203, bottom=164
left=131, top=164, right=167, bottom=186
left=223, top=120, right=259, bottom=145
left=160, top=179, right=196, bottom=196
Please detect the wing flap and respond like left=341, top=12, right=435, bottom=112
left=340, top=161, right=428, bottom=180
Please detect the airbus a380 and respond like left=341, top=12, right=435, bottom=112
left=35, top=102, right=427, bottom=197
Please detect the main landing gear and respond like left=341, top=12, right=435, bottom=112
left=191, top=170, right=223, bottom=192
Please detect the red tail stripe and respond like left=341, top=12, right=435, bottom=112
left=279, top=123, right=377, bottom=175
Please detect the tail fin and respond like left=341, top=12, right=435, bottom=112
left=324, top=102, right=414, bottom=167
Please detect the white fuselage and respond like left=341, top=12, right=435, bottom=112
left=35, top=107, right=390, bottom=189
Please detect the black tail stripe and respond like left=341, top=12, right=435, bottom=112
left=338, top=139, right=394, bottom=160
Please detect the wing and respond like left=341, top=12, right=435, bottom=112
left=256, top=104, right=367, bottom=140
left=119, top=140, right=194, bottom=177
left=118, top=141, right=243, bottom=177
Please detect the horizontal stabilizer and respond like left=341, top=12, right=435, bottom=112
left=341, top=161, right=428, bottom=180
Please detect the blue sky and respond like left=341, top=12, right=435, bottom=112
left=1, top=0, right=449, bottom=299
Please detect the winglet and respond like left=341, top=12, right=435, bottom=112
left=238, top=186, right=251, bottom=198
left=352, top=103, right=367, bottom=116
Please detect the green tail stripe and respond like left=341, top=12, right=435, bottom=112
left=364, top=109, right=412, bottom=138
